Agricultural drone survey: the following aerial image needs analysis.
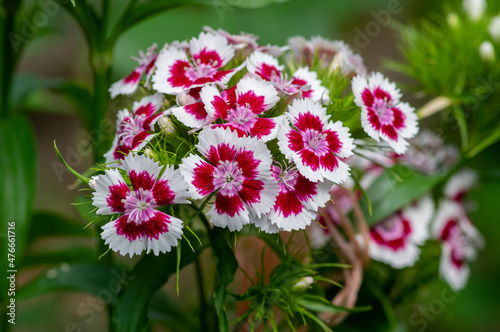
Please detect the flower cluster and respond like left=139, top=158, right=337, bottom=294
left=86, top=28, right=421, bottom=258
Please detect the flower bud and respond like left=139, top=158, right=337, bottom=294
left=89, top=175, right=100, bottom=189
left=158, top=115, right=176, bottom=135
left=446, top=13, right=460, bottom=29
left=176, top=91, right=197, bottom=106
left=292, top=276, right=314, bottom=291
left=489, top=16, right=500, bottom=42
left=479, top=41, right=495, bottom=62
left=463, top=0, right=486, bottom=21
left=144, top=148, right=158, bottom=160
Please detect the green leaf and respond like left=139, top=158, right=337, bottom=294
left=467, top=123, right=500, bottom=158
left=0, top=116, right=36, bottom=302
left=296, top=295, right=371, bottom=314
left=52, top=82, right=93, bottom=127
left=149, top=290, right=199, bottom=332
left=211, top=227, right=239, bottom=332
left=70, top=0, right=76, bottom=6
left=361, top=165, right=443, bottom=225
left=112, top=231, right=208, bottom=332
left=74, top=195, right=109, bottom=225
left=21, top=246, right=97, bottom=268
left=17, top=263, right=121, bottom=301
left=453, top=106, right=468, bottom=151
left=28, top=211, right=93, bottom=242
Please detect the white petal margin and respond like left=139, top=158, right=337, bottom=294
left=364, top=229, right=422, bottom=269
left=199, top=84, right=223, bottom=118
left=271, top=207, right=318, bottom=232
left=104, top=109, right=131, bottom=165
left=404, top=196, right=434, bottom=245
left=146, top=215, right=184, bottom=255
left=121, top=154, right=163, bottom=182
left=207, top=199, right=250, bottom=232
left=179, top=154, right=212, bottom=200
left=253, top=215, right=283, bottom=234
left=444, top=169, right=478, bottom=200
left=236, top=76, right=280, bottom=110
left=92, top=169, right=127, bottom=215
left=101, top=219, right=146, bottom=257
left=292, top=67, right=330, bottom=105
left=152, top=47, right=190, bottom=95
left=157, top=166, right=191, bottom=204
left=109, top=67, right=144, bottom=99
left=300, top=180, right=333, bottom=211
left=132, top=93, right=164, bottom=113
left=439, top=242, right=470, bottom=291
left=395, top=101, right=419, bottom=139
left=246, top=51, right=284, bottom=75
left=190, top=32, right=235, bottom=68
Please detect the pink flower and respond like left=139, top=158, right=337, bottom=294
left=444, top=169, right=478, bottom=202
left=256, top=163, right=332, bottom=232
left=199, top=76, right=281, bottom=141
left=246, top=51, right=329, bottom=105
left=288, top=36, right=366, bottom=75
left=104, top=94, right=164, bottom=164
left=169, top=88, right=215, bottom=129
left=109, top=43, right=158, bottom=98
left=180, top=127, right=278, bottom=231
left=364, top=197, right=434, bottom=268
left=152, top=32, right=241, bottom=95
left=432, top=200, right=484, bottom=290
left=352, top=72, right=418, bottom=154
left=278, top=99, right=355, bottom=183
left=92, top=154, right=190, bottom=257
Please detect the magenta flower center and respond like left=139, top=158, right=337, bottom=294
left=373, top=217, right=405, bottom=241
left=272, top=165, right=298, bottom=193
left=372, top=98, right=394, bottom=125
left=303, top=129, right=329, bottom=155
left=185, top=58, right=218, bottom=81
left=124, top=188, right=157, bottom=222
left=120, top=114, right=147, bottom=146
left=226, top=103, right=257, bottom=132
left=213, top=160, right=245, bottom=196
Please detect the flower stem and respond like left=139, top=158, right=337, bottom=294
left=195, top=257, right=208, bottom=331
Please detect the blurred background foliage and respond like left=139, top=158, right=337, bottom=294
left=2, top=0, right=500, bottom=331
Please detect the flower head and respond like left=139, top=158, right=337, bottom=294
left=364, top=196, right=434, bottom=268
left=92, top=154, right=190, bottom=257
left=200, top=76, right=281, bottom=141
left=109, top=44, right=158, bottom=98
left=180, top=127, right=278, bottom=231
left=444, top=169, right=477, bottom=202
left=104, top=94, right=164, bottom=165
left=278, top=99, right=355, bottom=183
left=247, top=51, right=329, bottom=104
left=256, top=163, right=332, bottom=232
left=432, top=200, right=484, bottom=290
left=352, top=72, right=418, bottom=154
left=153, top=32, right=241, bottom=95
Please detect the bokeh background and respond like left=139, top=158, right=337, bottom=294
left=8, top=0, right=500, bottom=331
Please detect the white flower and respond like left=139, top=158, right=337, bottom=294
left=479, top=41, right=495, bottom=62
left=463, top=0, right=486, bottom=21
left=489, top=16, right=500, bottom=42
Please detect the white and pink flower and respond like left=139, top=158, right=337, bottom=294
left=256, top=163, right=332, bottom=232
left=104, top=94, right=164, bottom=165
left=432, top=200, right=484, bottom=290
left=109, top=43, right=158, bottom=98
left=247, top=51, right=329, bottom=104
left=444, top=169, right=478, bottom=202
left=352, top=72, right=418, bottom=154
left=278, top=98, right=355, bottom=183
left=199, top=76, right=281, bottom=141
left=92, top=154, right=190, bottom=257
left=180, top=127, right=278, bottom=231
left=364, top=196, right=434, bottom=268
left=152, top=32, right=241, bottom=95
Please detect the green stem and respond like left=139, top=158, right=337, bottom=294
left=195, top=257, right=208, bottom=332
left=1, top=1, right=19, bottom=119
